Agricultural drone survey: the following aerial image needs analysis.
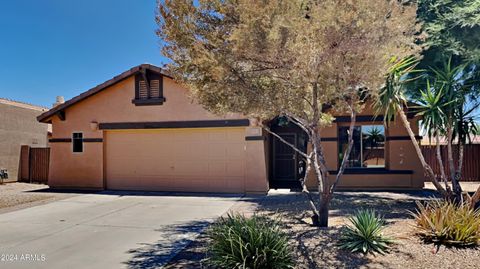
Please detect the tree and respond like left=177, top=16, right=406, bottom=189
left=374, top=57, right=448, bottom=197
left=417, top=0, right=480, bottom=65
left=157, top=0, right=420, bottom=227
left=417, top=58, right=480, bottom=202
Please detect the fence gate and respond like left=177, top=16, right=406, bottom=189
left=19, top=145, right=50, bottom=184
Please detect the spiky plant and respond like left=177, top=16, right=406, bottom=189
left=411, top=199, right=480, bottom=247
left=206, top=214, right=294, bottom=269
left=340, top=209, right=393, bottom=254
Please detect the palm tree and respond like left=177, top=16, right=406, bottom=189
left=374, top=57, right=447, bottom=197
left=426, top=58, right=479, bottom=200
left=415, top=81, right=452, bottom=194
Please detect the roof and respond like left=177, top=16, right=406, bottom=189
left=37, top=64, right=173, bottom=123
left=0, top=98, right=49, bottom=112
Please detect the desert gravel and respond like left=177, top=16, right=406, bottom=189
left=166, top=185, right=480, bottom=269
left=0, top=182, right=72, bottom=213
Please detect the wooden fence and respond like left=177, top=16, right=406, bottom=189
left=19, top=145, right=50, bottom=184
left=421, top=144, right=480, bottom=182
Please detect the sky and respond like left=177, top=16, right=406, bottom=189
left=0, top=0, right=169, bottom=108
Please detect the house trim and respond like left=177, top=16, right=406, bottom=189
left=98, top=119, right=250, bottom=130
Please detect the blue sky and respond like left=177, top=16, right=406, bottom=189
left=0, top=0, right=169, bottom=107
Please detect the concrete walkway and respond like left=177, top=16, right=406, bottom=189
left=0, top=192, right=241, bottom=269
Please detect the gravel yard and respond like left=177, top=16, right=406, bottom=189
left=166, top=183, right=480, bottom=269
left=0, top=182, right=72, bottom=213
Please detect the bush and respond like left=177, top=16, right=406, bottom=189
left=339, top=209, right=393, bottom=254
left=411, top=199, right=480, bottom=247
left=206, top=214, right=293, bottom=269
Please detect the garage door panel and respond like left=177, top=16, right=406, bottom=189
left=208, top=146, right=226, bottom=159
left=106, top=128, right=246, bottom=192
left=227, top=144, right=245, bottom=159
left=208, top=162, right=226, bottom=177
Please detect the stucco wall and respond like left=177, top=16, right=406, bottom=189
left=46, top=71, right=423, bottom=192
left=47, top=75, right=268, bottom=192
left=304, top=110, right=424, bottom=190
left=0, top=101, right=49, bottom=182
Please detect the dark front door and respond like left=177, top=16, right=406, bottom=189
left=273, top=134, right=297, bottom=182
left=269, top=117, right=308, bottom=189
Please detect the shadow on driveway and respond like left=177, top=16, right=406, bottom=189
left=123, top=220, right=210, bottom=269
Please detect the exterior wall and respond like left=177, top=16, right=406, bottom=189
left=45, top=69, right=423, bottom=192
left=302, top=107, right=424, bottom=190
left=0, top=100, right=49, bottom=182
left=47, top=75, right=268, bottom=193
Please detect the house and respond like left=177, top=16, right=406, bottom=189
left=0, top=98, right=50, bottom=182
left=37, top=64, right=424, bottom=193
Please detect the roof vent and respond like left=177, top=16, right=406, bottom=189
left=53, top=96, right=65, bottom=107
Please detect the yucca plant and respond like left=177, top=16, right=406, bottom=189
left=206, top=214, right=294, bottom=269
left=411, top=199, right=480, bottom=246
left=339, top=209, right=393, bottom=254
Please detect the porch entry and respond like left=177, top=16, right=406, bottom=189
left=270, top=118, right=307, bottom=188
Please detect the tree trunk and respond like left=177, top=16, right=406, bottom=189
left=435, top=130, right=451, bottom=193
left=318, top=193, right=330, bottom=227
left=300, top=153, right=320, bottom=219
left=397, top=106, right=447, bottom=197
left=331, top=107, right=356, bottom=192
left=453, top=141, right=464, bottom=196
left=446, top=127, right=462, bottom=200
left=470, top=184, right=480, bottom=209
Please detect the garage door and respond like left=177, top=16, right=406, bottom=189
left=105, top=128, right=246, bottom=193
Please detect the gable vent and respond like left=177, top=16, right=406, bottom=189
left=150, top=80, right=160, bottom=98
left=138, top=80, right=148, bottom=99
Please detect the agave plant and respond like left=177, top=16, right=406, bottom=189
left=339, top=209, right=393, bottom=254
left=411, top=199, right=480, bottom=247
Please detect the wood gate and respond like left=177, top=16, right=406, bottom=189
left=19, top=145, right=50, bottom=184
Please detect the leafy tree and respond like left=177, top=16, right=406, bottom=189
left=417, top=0, right=480, bottom=65
left=157, top=0, right=420, bottom=227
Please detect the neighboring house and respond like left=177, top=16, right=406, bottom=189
left=0, top=98, right=50, bottom=182
left=37, top=64, right=424, bottom=193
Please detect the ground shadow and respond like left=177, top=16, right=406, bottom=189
left=27, top=188, right=243, bottom=199
left=124, top=220, right=210, bottom=269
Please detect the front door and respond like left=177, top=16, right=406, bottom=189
left=272, top=133, right=297, bottom=182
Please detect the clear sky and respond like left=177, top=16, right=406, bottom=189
left=0, top=0, right=169, bottom=108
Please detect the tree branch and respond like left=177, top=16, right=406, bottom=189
left=263, top=127, right=309, bottom=159
left=331, top=103, right=356, bottom=193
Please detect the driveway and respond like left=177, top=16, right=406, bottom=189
left=0, top=191, right=241, bottom=269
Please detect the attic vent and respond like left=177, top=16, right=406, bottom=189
left=138, top=80, right=148, bottom=99
left=132, top=71, right=166, bottom=106
left=150, top=80, right=160, bottom=98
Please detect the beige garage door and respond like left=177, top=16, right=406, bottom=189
left=105, top=128, right=246, bottom=193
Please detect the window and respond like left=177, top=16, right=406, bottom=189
left=338, top=125, right=385, bottom=168
left=72, top=133, right=83, bottom=153
left=132, top=72, right=165, bottom=105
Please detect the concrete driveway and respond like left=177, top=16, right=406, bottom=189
left=0, top=191, right=241, bottom=269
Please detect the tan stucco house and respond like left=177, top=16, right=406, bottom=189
left=37, top=64, right=424, bottom=193
left=0, top=98, right=50, bottom=182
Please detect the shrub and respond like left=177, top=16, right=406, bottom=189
left=339, top=209, right=393, bottom=254
left=411, top=199, right=480, bottom=247
left=206, top=213, right=293, bottom=269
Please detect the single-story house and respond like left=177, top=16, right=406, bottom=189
left=37, top=64, right=424, bottom=193
left=0, top=98, right=50, bottom=182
